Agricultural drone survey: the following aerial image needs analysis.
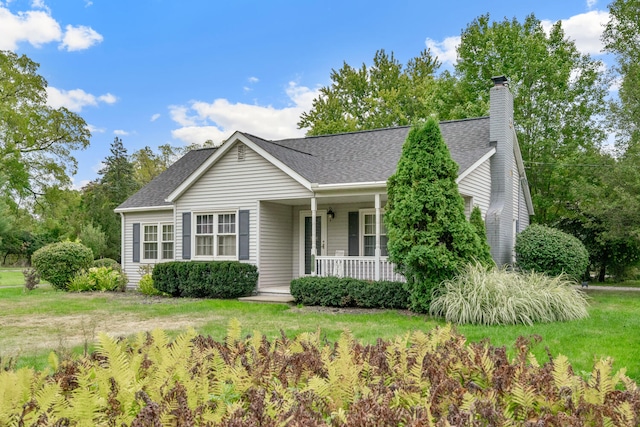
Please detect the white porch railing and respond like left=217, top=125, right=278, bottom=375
left=315, top=256, right=406, bottom=282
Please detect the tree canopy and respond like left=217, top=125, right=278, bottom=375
left=0, top=50, right=90, bottom=198
left=298, top=49, right=445, bottom=135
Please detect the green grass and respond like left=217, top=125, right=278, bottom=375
left=1, top=286, right=639, bottom=383
left=0, top=268, right=24, bottom=287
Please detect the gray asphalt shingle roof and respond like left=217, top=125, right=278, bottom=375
left=118, top=117, right=492, bottom=209
left=116, top=147, right=217, bottom=210
left=244, top=117, right=491, bottom=185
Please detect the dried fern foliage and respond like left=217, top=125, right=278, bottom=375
left=1, top=323, right=638, bottom=426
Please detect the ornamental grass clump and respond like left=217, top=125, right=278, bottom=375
left=430, top=263, right=590, bottom=325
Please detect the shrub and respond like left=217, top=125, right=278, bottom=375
left=138, top=273, right=165, bottom=296
left=516, top=224, right=589, bottom=281
left=92, top=258, right=121, bottom=270
left=429, top=263, right=590, bottom=325
left=385, top=119, right=493, bottom=313
left=290, top=276, right=409, bottom=309
left=31, top=241, right=94, bottom=290
left=78, top=223, right=107, bottom=259
left=22, top=268, right=40, bottom=291
left=68, top=267, right=128, bottom=292
left=152, top=261, right=257, bottom=298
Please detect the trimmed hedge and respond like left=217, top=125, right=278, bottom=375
left=32, top=241, right=94, bottom=290
left=516, top=224, right=589, bottom=281
left=290, top=276, right=409, bottom=309
left=152, top=261, right=257, bottom=298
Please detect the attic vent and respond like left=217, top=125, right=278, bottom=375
left=237, top=143, right=246, bottom=161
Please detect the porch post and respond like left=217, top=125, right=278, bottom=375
left=311, top=196, right=317, bottom=276
left=375, top=193, right=381, bottom=281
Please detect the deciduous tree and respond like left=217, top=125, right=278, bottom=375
left=298, top=49, right=444, bottom=135
left=454, top=14, right=608, bottom=224
left=0, top=51, right=90, bottom=197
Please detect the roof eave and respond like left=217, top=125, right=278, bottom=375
left=114, top=205, right=174, bottom=213
left=455, top=148, right=496, bottom=184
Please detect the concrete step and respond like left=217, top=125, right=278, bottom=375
left=238, top=294, right=294, bottom=303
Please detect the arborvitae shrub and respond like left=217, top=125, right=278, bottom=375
left=385, top=118, right=493, bottom=312
left=515, top=224, right=589, bottom=281
left=290, top=276, right=409, bottom=309
left=152, top=261, right=257, bottom=298
left=32, top=241, right=94, bottom=290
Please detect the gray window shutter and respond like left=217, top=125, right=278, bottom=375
left=239, top=210, right=250, bottom=260
left=132, top=223, right=140, bottom=262
left=348, top=212, right=359, bottom=256
left=182, top=212, right=191, bottom=260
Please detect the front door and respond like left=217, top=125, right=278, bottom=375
left=299, top=211, right=327, bottom=275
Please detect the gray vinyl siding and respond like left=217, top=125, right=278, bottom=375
left=457, top=158, right=491, bottom=217
left=174, top=141, right=313, bottom=270
left=121, top=210, right=174, bottom=288
left=259, top=201, right=294, bottom=288
left=516, top=177, right=530, bottom=232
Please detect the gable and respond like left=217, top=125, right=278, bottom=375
left=175, top=140, right=313, bottom=207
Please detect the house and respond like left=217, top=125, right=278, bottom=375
left=115, top=76, right=534, bottom=290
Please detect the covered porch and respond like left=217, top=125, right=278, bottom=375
left=257, top=188, right=406, bottom=291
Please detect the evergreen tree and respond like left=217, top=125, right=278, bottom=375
left=469, top=206, right=492, bottom=263
left=82, top=137, right=138, bottom=260
left=385, top=118, right=493, bottom=313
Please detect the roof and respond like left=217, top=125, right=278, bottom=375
left=115, top=147, right=217, bottom=211
left=119, top=117, right=493, bottom=210
left=243, top=117, right=492, bottom=185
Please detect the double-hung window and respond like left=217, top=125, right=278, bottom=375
left=361, top=210, right=388, bottom=256
left=143, top=223, right=174, bottom=260
left=161, top=224, right=174, bottom=259
left=195, top=212, right=237, bottom=258
left=143, top=225, right=158, bottom=260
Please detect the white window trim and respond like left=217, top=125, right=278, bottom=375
left=142, top=222, right=174, bottom=262
left=161, top=223, right=175, bottom=260
left=359, top=209, right=387, bottom=257
left=192, top=211, right=239, bottom=260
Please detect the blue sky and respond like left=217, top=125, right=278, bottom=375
left=1, top=0, right=612, bottom=188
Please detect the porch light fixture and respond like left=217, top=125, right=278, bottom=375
left=327, top=207, right=335, bottom=221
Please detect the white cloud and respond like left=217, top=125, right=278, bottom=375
left=84, top=0, right=93, bottom=7
left=98, top=93, right=117, bottom=104
left=114, top=129, right=129, bottom=136
left=60, top=24, right=103, bottom=51
left=169, top=82, right=319, bottom=146
left=91, top=161, right=105, bottom=174
left=425, top=36, right=460, bottom=65
left=46, top=86, right=118, bottom=112
left=0, top=7, right=61, bottom=49
left=248, top=76, right=259, bottom=83
left=586, top=0, right=598, bottom=10
left=541, top=10, right=609, bottom=55
left=150, top=113, right=161, bottom=122
left=72, top=178, right=92, bottom=191
left=87, top=124, right=105, bottom=134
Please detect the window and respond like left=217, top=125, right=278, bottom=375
left=143, top=225, right=158, bottom=260
left=143, top=223, right=174, bottom=261
left=162, top=224, right=174, bottom=259
left=195, top=212, right=237, bottom=258
left=361, top=210, right=388, bottom=256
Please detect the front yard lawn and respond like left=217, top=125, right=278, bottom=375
left=1, top=285, right=638, bottom=383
